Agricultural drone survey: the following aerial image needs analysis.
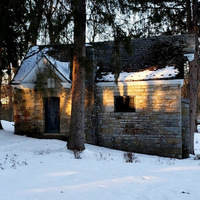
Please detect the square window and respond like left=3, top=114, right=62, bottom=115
left=47, top=78, right=55, bottom=88
left=114, top=96, right=135, bottom=112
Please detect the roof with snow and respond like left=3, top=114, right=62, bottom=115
left=11, top=44, right=72, bottom=85
left=94, top=34, right=195, bottom=82
left=97, top=66, right=179, bottom=82
left=11, top=34, right=195, bottom=86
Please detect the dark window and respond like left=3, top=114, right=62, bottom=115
left=114, top=96, right=135, bottom=112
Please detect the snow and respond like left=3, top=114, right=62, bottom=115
left=12, top=46, right=41, bottom=84
left=45, top=55, right=71, bottom=82
left=12, top=46, right=71, bottom=84
left=184, top=53, right=194, bottom=61
left=0, top=122, right=200, bottom=200
left=197, top=125, right=200, bottom=133
left=1, top=120, right=14, bottom=133
left=97, top=66, right=179, bottom=82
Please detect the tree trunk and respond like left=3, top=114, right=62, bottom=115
left=30, top=4, right=44, bottom=45
left=187, top=0, right=200, bottom=154
left=0, top=74, right=2, bottom=108
left=186, top=0, right=193, bottom=33
left=8, top=65, right=13, bottom=122
left=189, top=57, right=199, bottom=154
left=188, top=33, right=200, bottom=154
left=47, top=16, right=55, bottom=44
left=0, top=74, right=2, bottom=129
left=67, top=0, right=86, bottom=151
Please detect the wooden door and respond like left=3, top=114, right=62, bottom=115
left=44, top=97, right=60, bottom=133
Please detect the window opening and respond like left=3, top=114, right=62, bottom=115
left=114, top=96, right=135, bottom=112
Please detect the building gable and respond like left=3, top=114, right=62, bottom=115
left=11, top=45, right=72, bottom=88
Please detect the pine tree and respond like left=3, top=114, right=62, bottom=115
left=0, top=0, right=28, bottom=120
left=186, top=0, right=200, bottom=154
left=26, top=0, right=45, bottom=45
left=67, top=0, right=139, bottom=151
left=67, top=0, right=86, bottom=151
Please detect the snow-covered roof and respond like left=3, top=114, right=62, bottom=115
left=11, top=34, right=195, bottom=86
left=45, top=54, right=71, bottom=81
left=184, top=54, right=194, bottom=61
left=11, top=46, right=71, bottom=85
left=97, top=66, right=179, bottom=82
left=94, top=34, right=195, bottom=82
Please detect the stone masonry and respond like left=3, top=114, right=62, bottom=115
left=13, top=77, right=94, bottom=141
left=95, top=80, right=187, bottom=158
left=13, top=78, right=189, bottom=158
left=13, top=86, right=71, bottom=139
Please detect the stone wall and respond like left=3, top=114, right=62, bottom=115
left=13, top=84, right=94, bottom=141
left=0, top=106, right=13, bottom=121
left=95, top=81, right=184, bottom=158
left=13, top=76, right=189, bottom=158
left=13, top=84, right=71, bottom=139
left=13, top=60, right=96, bottom=141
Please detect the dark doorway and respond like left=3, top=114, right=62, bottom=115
left=44, top=97, right=60, bottom=133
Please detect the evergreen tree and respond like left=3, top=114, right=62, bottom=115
left=43, top=0, right=72, bottom=44
left=67, top=0, right=146, bottom=151
left=67, top=0, right=86, bottom=151
left=186, top=0, right=200, bottom=154
left=0, top=0, right=28, bottom=120
left=26, top=0, right=45, bottom=45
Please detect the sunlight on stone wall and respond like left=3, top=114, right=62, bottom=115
left=101, top=83, right=181, bottom=113
left=97, top=81, right=183, bottom=158
left=60, top=90, right=71, bottom=116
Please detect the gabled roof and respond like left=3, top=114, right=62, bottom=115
left=11, top=34, right=195, bottom=86
left=94, top=34, right=195, bottom=82
left=11, top=45, right=72, bottom=85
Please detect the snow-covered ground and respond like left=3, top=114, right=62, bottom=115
left=0, top=121, right=200, bottom=200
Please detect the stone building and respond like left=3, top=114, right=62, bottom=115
left=11, top=35, right=195, bottom=158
